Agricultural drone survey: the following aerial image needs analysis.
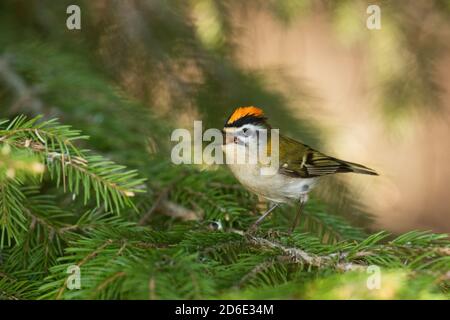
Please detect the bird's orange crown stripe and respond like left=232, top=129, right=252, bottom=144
left=227, top=106, right=264, bottom=125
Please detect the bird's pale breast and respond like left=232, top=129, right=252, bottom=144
left=226, top=161, right=317, bottom=203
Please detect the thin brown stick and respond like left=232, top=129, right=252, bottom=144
left=94, top=271, right=126, bottom=293
left=138, top=190, right=168, bottom=225
left=138, top=173, right=187, bottom=225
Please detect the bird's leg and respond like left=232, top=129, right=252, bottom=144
left=247, top=202, right=279, bottom=233
left=289, top=195, right=307, bottom=234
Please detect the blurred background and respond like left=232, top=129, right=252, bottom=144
left=1, top=0, right=450, bottom=233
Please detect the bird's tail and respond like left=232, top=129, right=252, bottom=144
left=337, top=159, right=379, bottom=176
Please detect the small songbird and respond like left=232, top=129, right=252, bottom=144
left=222, top=106, right=378, bottom=233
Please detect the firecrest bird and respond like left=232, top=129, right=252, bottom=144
left=222, top=106, right=378, bottom=233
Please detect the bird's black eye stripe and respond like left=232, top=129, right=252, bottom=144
left=224, top=114, right=267, bottom=128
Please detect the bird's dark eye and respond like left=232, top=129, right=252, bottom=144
left=242, top=128, right=249, bottom=134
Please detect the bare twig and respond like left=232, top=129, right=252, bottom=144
left=246, top=234, right=366, bottom=271
left=158, top=200, right=199, bottom=221
left=148, top=277, right=157, bottom=300
left=138, top=189, right=169, bottom=225
left=138, top=173, right=191, bottom=225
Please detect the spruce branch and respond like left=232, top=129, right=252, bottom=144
left=0, top=180, right=28, bottom=247
left=0, top=115, right=146, bottom=212
left=245, top=234, right=366, bottom=271
left=0, top=271, right=35, bottom=300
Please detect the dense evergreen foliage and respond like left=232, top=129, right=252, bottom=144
left=0, top=0, right=449, bottom=300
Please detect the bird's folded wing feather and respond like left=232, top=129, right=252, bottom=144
left=278, top=135, right=377, bottom=178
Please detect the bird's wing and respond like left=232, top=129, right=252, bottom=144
left=278, top=135, right=377, bottom=178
